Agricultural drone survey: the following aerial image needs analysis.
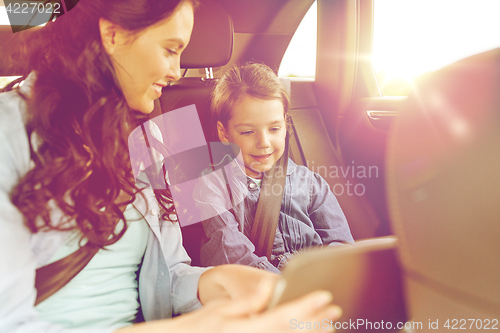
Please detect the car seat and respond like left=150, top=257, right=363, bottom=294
left=159, top=0, right=233, bottom=144
left=279, top=78, right=382, bottom=240
left=386, top=48, right=500, bottom=325
left=157, top=0, right=234, bottom=266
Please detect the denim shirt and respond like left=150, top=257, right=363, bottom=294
left=0, top=76, right=208, bottom=333
left=197, top=156, right=354, bottom=273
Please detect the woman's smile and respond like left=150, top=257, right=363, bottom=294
left=152, top=83, right=166, bottom=98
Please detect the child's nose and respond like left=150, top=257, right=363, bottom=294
left=257, top=132, right=270, bottom=148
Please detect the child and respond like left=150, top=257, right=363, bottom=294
left=196, top=62, right=353, bottom=273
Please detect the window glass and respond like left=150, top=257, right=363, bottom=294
left=373, top=0, right=500, bottom=96
left=0, top=5, right=8, bottom=25
left=278, top=1, right=316, bottom=78
left=1, top=6, right=16, bottom=89
left=0, top=76, right=21, bottom=88
left=1, top=6, right=18, bottom=89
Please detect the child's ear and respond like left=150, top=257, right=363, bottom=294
left=217, top=121, right=229, bottom=143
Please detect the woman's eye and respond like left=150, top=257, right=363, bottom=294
left=166, top=48, right=178, bottom=56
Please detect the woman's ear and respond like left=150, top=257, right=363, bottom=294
left=217, top=121, right=229, bottom=143
left=99, top=18, right=131, bottom=56
left=99, top=18, right=118, bottom=55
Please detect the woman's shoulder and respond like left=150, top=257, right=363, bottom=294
left=0, top=89, right=29, bottom=148
left=0, top=74, right=35, bottom=127
left=0, top=78, right=33, bottom=182
left=0, top=89, right=27, bottom=125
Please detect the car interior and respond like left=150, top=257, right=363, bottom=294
left=1, top=0, right=498, bottom=332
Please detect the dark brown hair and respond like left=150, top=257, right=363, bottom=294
left=211, top=62, right=291, bottom=131
left=9, top=0, right=197, bottom=247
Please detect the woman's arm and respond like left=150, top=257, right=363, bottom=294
left=197, top=264, right=280, bottom=305
left=117, top=286, right=342, bottom=333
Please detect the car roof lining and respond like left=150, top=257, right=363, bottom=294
left=206, top=0, right=315, bottom=74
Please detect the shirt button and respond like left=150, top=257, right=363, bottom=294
left=249, top=182, right=256, bottom=189
left=151, top=209, right=158, bottom=216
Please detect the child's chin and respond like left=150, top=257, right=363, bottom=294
left=245, top=168, right=264, bottom=179
left=252, top=167, right=272, bottom=177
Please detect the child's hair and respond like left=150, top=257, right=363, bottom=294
left=211, top=62, right=290, bottom=129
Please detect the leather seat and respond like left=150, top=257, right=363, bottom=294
left=279, top=78, right=382, bottom=240
left=386, top=48, right=500, bottom=323
left=157, top=0, right=234, bottom=266
left=160, top=0, right=233, bottom=144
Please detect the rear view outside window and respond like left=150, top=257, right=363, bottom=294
left=0, top=6, right=19, bottom=88
left=278, top=2, right=316, bottom=78
left=373, top=0, right=500, bottom=96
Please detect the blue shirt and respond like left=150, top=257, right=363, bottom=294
left=196, top=157, right=354, bottom=273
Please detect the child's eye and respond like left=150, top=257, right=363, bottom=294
left=240, top=131, right=253, bottom=135
left=270, top=127, right=281, bottom=132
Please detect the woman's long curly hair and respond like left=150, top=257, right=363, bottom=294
left=8, top=0, right=194, bottom=248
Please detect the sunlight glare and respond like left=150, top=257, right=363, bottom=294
left=373, top=0, right=500, bottom=95
left=279, top=2, right=317, bottom=78
left=0, top=6, right=9, bottom=25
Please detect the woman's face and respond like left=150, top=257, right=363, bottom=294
left=100, top=2, right=194, bottom=114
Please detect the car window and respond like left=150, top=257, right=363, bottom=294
left=278, top=1, right=316, bottom=78
left=0, top=76, right=20, bottom=88
left=373, top=0, right=500, bottom=96
left=0, top=4, right=52, bottom=88
left=0, top=4, right=7, bottom=23
left=1, top=6, right=17, bottom=88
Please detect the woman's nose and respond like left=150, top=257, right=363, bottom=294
left=168, top=56, right=182, bottom=82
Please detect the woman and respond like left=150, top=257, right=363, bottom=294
left=0, top=0, right=341, bottom=332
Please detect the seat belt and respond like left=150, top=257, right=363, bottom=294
left=35, top=242, right=100, bottom=305
left=35, top=101, right=164, bottom=305
left=250, top=133, right=289, bottom=260
left=34, top=190, right=131, bottom=305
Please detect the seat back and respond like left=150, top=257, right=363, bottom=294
left=280, top=78, right=382, bottom=240
left=158, top=0, right=234, bottom=266
left=387, top=49, right=500, bottom=322
left=160, top=0, right=233, bottom=141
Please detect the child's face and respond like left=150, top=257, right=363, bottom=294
left=217, top=94, right=286, bottom=179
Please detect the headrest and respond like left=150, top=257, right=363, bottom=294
left=180, top=0, right=233, bottom=69
left=387, top=48, right=500, bottom=312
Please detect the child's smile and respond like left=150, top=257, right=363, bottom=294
left=217, top=94, right=286, bottom=179
left=251, top=153, right=273, bottom=163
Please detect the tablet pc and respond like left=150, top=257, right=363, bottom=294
left=268, top=237, right=406, bottom=332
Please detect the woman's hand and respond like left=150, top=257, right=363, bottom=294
left=197, top=264, right=280, bottom=305
left=117, top=264, right=342, bottom=332
left=117, top=286, right=342, bottom=333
